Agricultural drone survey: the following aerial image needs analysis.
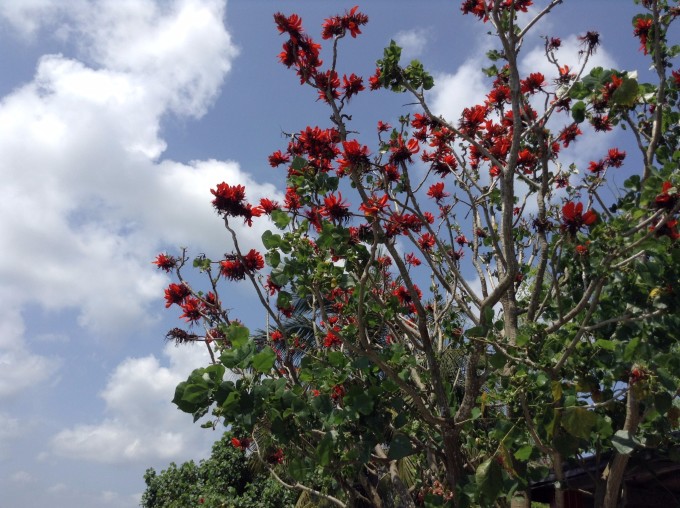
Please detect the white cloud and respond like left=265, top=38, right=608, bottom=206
left=0, top=306, right=61, bottom=400
left=0, top=0, right=277, bottom=339
left=394, top=28, right=428, bottom=62
left=9, top=471, right=35, bottom=484
left=51, top=343, right=216, bottom=463
left=427, top=60, right=489, bottom=123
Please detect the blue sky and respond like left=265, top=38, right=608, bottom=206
left=0, top=1, right=652, bottom=506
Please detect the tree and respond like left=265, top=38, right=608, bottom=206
left=156, top=1, right=680, bottom=507
left=140, top=432, right=297, bottom=508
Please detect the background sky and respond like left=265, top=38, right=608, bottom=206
left=0, top=1, right=654, bottom=506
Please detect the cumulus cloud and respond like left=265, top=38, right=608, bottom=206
left=427, top=57, right=490, bottom=123
left=0, top=0, right=277, bottom=338
left=393, top=28, right=429, bottom=62
left=51, top=342, right=215, bottom=463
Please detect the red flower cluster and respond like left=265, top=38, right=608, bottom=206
left=654, top=181, right=679, bottom=211
left=427, top=182, right=449, bottom=202
left=587, top=148, right=626, bottom=173
left=152, top=253, right=177, bottom=272
left=561, top=201, right=597, bottom=235
left=337, top=140, right=370, bottom=174
left=211, top=183, right=263, bottom=226
left=231, top=436, right=251, bottom=450
left=220, top=250, right=264, bottom=281
left=633, top=16, right=653, bottom=54
left=164, top=283, right=190, bottom=308
left=321, top=6, right=368, bottom=40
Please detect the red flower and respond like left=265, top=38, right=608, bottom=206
left=211, top=183, right=246, bottom=215
left=427, top=182, right=450, bottom=202
left=591, top=115, right=612, bottom=132
left=561, top=201, right=597, bottom=235
left=344, top=6, right=368, bottom=38
left=377, top=121, right=391, bottom=132
left=654, top=181, right=678, bottom=210
left=558, top=123, right=582, bottom=148
left=389, top=135, right=420, bottom=164
left=153, top=253, right=176, bottom=272
left=271, top=330, right=284, bottom=342
left=231, top=437, right=250, bottom=450
left=588, top=159, right=606, bottom=173
left=405, top=253, right=422, bottom=266
left=605, top=148, right=626, bottom=168
left=268, top=448, right=285, bottom=464
left=548, top=37, right=561, bottom=50
left=456, top=235, right=469, bottom=246
left=672, top=70, right=680, bottom=88
left=220, top=259, right=246, bottom=281
left=243, top=249, right=265, bottom=271
left=331, top=384, right=346, bottom=401
left=274, top=12, right=303, bottom=37
left=324, top=330, right=342, bottom=347
left=360, top=194, right=389, bottom=217
left=284, top=187, right=301, bottom=211
left=179, top=297, right=202, bottom=323
left=259, top=198, right=280, bottom=214
left=633, top=17, right=653, bottom=54
left=321, top=193, right=351, bottom=223
left=342, top=73, right=364, bottom=100
left=164, top=283, right=190, bottom=308
left=521, top=72, right=545, bottom=94
left=461, top=0, right=489, bottom=21
left=265, top=275, right=282, bottom=295
left=338, top=140, right=370, bottom=174
left=575, top=243, right=589, bottom=256
left=418, top=233, right=436, bottom=251
left=369, top=68, right=382, bottom=90
left=268, top=150, right=290, bottom=167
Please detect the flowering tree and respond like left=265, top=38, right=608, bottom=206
left=157, top=1, right=680, bottom=507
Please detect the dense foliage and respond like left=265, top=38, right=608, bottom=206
left=140, top=432, right=297, bottom=508
left=153, top=1, right=680, bottom=507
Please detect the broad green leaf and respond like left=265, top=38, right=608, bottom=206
left=387, top=433, right=415, bottom=460
left=316, top=431, right=336, bottom=467
left=514, top=444, right=533, bottom=461
left=226, top=323, right=250, bottom=348
left=271, top=209, right=290, bottom=229
left=571, top=101, right=586, bottom=123
left=262, top=230, right=281, bottom=249
left=475, top=457, right=504, bottom=501
left=561, top=407, right=598, bottom=439
left=252, top=347, right=276, bottom=373
left=611, top=430, right=638, bottom=455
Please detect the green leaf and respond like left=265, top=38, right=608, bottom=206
left=611, top=76, right=639, bottom=107
left=227, top=323, right=250, bottom=348
left=262, top=230, right=281, bottom=249
left=571, top=101, right=586, bottom=123
left=595, top=339, right=616, bottom=351
left=475, top=457, right=504, bottom=501
left=561, top=407, right=598, bottom=439
left=514, top=444, right=533, bottom=461
left=611, top=430, right=638, bottom=455
left=252, top=347, right=276, bottom=373
left=387, top=433, right=415, bottom=460
left=271, top=209, right=290, bottom=229
left=316, top=431, right=336, bottom=467
left=291, top=156, right=307, bottom=171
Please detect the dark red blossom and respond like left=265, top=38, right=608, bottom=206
left=268, top=448, right=285, bottom=465
left=633, top=16, right=653, bottom=54
left=654, top=181, right=678, bottom=211
left=357, top=197, right=386, bottom=222
left=338, top=140, right=370, bottom=174
left=271, top=330, right=284, bottom=342
left=521, top=72, right=545, bottom=94
left=389, top=135, right=420, bottom=164
left=331, top=384, right=346, bottom=401
left=369, top=68, right=382, bottom=90
left=548, top=37, right=562, bottom=50
left=231, top=437, right=251, bottom=450
left=588, top=159, right=606, bottom=173
left=220, top=259, right=246, bottom=281
left=284, top=187, right=301, bottom=211
left=558, top=123, right=582, bottom=148
left=342, top=73, right=364, bottom=100
left=605, top=148, right=626, bottom=168
left=321, top=193, right=351, bottom=223
left=243, top=249, right=265, bottom=271
left=153, top=254, right=176, bottom=272
left=259, top=198, right=280, bottom=214
left=179, top=297, right=202, bottom=323
left=377, top=121, right=391, bottom=132
left=591, top=115, right=612, bottom=132
left=418, top=233, right=436, bottom=251
left=324, top=330, right=342, bottom=348
left=427, top=182, right=449, bottom=202
left=561, top=201, right=597, bottom=235
left=164, top=283, right=190, bottom=308
left=578, top=31, right=600, bottom=55
left=405, top=253, right=422, bottom=266
left=461, top=0, right=489, bottom=21
left=211, top=183, right=246, bottom=215
left=268, top=150, right=290, bottom=167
